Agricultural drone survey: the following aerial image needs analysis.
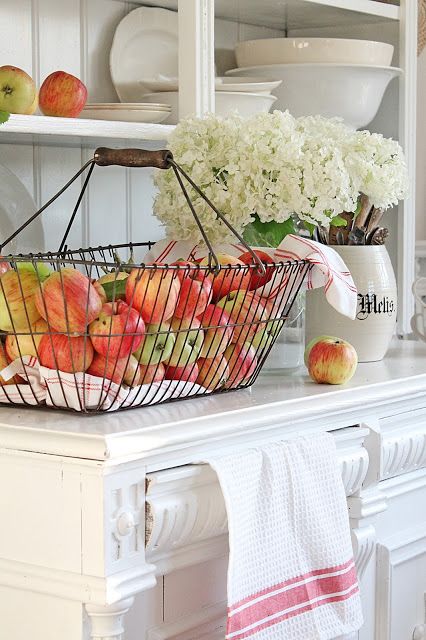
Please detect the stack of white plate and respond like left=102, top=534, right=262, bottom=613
left=109, top=6, right=281, bottom=124
left=226, top=37, right=401, bottom=129
left=80, top=103, right=171, bottom=124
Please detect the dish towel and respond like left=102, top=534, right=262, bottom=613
left=206, top=433, right=363, bottom=640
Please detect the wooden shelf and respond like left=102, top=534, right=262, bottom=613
left=139, top=0, right=400, bottom=30
left=0, top=114, right=175, bottom=147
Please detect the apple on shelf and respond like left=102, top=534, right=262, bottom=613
left=39, top=71, right=87, bottom=118
left=0, top=65, right=38, bottom=114
left=305, top=336, right=358, bottom=385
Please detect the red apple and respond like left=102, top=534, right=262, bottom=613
left=239, top=250, right=275, bottom=291
left=123, top=355, right=142, bottom=387
left=198, top=304, right=233, bottom=359
left=35, top=268, right=102, bottom=334
left=87, top=352, right=127, bottom=385
left=125, top=267, right=180, bottom=325
left=196, top=355, right=229, bottom=391
left=165, top=362, right=199, bottom=383
left=217, top=290, right=268, bottom=345
left=200, top=254, right=251, bottom=303
left=223, top=342, right=257, bottom=389
left=0, top=257, right=11, bottom=277
left=172, top=261, right=212, bottom=320
left=92, top=279, right=107, bottom=305
left=0, top=66, right=37, bottom=114
left=139, top=362, right=165, bottom=385
left=307, top=338, right=358, bottom=385
left=89, top=301, right=145, bottom=359
left=5, top=317, right=48, bottom=361
left=0, top=269, right=41, bottom=332
left=304, top=335, right=338, bottom=368
left=39, top=71, right=87, bottom=118
left=0, top=342, right=20, bottom=385
left=38, top=334, right=93, bottom=373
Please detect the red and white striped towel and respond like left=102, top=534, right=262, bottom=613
left=144, top=234, right=357, bottom=319
left=207, top=433, right=363, bottom=640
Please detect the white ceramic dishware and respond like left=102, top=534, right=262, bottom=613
left=226, top=64, right=401, bottom=129
left=411, top=278, right=426, bottom=342
left=80, top=103, right=171, bottom=124
left=110, top=7, right=178, bottom=102
left=235, top=37, right=394, bottom=68
left=143, top=91, right=277, bottom=124
left=135, top=76, right=282, bottom=96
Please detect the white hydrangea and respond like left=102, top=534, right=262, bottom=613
left=153, top=112, right=409, bottom=243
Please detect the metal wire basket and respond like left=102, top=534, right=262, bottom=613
left=0, top=147, right=310, bottom=413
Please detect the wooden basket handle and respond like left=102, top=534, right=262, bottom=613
left=93, top=147, right=173, bottom=169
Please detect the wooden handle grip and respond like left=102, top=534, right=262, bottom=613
left=93, top=147, right=173, bottom=169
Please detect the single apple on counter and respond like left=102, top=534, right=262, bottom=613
left=5, top=317, right=48, bottom=361
left=0, top=65, right=37, bottom=114
left=172, top=260, right=213, bottom=320
left=133, top=322, right=175, bottom=366
left=39, top=334, right=94, bottom=373
left=198, top=304, right=233, bottom=359
left=89, top=301, right=145, bottom=360
left=126, top=267, right=180, bottom=325
left=304, top=335, right=339, bottom=368
left=217, top=290, right=268, bottom=345
left=307, top=337, right=358, bottom=385
left=223, top=342, right=257, bottom=389
left=0, top=342, right=20, bottom=385
left=196, top=354, right=229, bottom=391
left=0, top=269, right=41, bottom=332
left=238, top=249, right=275, bottom=291
left=165, top=317, right=204, bottom=368
left=165, top=362, right=199, bottom=383
left=39, top=71, right=87, bottom=117
left=200, top=254, right=251, bottom=303
left=87, top=352, right=127, bottom=385
left=35, top=268, right=102, bottom=333
left=139, top=362, right=165, bottom=385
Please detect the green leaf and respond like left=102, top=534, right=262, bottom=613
left=0, top=111, right=10, bottom=125
left=243, top=214, right=296, bottom=248
left=101, top=278, right=127, bottom=302
left=330, top=215, right=348, bottom=228
left=303, top=222, right=316, bottom=237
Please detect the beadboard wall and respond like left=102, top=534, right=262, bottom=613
left=0, top=0, right=283, bottom=255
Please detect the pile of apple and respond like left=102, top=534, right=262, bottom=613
left=0, top=250, right=280, bottom=394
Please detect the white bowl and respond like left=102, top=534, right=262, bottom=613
left=226, top=64, right=401, bottom=129
left=235, top=38, right=394, bottom=68
left=143, top=91, right=277, bottom=124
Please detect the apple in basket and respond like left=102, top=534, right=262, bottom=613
left=123, top=355, right=142, bottom=387
left=217, top=290, right=268, bottom=346
left=0, top=342, right=20, bottom=385
left=172, top=260, right=213, bottom=320
left=139, top=362, right=166, bottom=385
left=5, top=317, right=49, bottom=360
left=38, top=334, right=94, bottom=373
left=87, top=352, right=127, bottom=385
left=306, top=337, right=358, bottom=385
left=125, top=267, right=180, bottom=325
left=35, top=268, right=102, bottom=333
left=252, top=318, right=283, bottom=352
left=196, top=355, right=229, bottom=391
left=133, top=322, right=175, bottom=366
left=39, top=71, right=87, bottom=118
left=165, top=362, right=199, bottom=384
left=0, top=257, right=11, bottom=277
left=223, top=342, right=257, bottom=389
left=165, top=317, right=204, bottom=368
left=239, top=250, right=275, bottom=291
left=0, top=269, right=42, bottom=332
left=96, top=271, right=129, bottom=302
left=198, top=304, right=234, bottom=359
left=200, top=254, right=251, bottom=303
left=89, top=301, right=145, bottom=360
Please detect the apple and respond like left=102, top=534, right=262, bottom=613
left=304, top=335, right=338, bottom=368
left=0, top=342, right=20, bottom=385
left=198, top=304, right=233, bottom=359
left=0, top=269, right=41, bottom=332
left=165, top=317, right=204, bottom=368
left=252, top=319, right=283, bottom=352
left=172, top=261, right=212, bottom=320
left=38, top=71, right=87, bottom=118
left=133, top=322, right=175, bottom=366
left=223, top=342, right=257, bottom=389
left=196, top=355, right=229, bottom=391
left=0, top=66, right=37, bottom=114
left=87, top=352, right=127, bottom=385
left=0, top=257, right=11, bottom=277
left=238, top=250, right=275, bottom=291
left=139, top=362, right=165, bottom=385
left=125, top=267, right=180, bottom=325
left=123, top=355, right=142, bottom=387
left=89, top=301, right=145, bottom=359
left=16, top=261, right=51, bottom=281
left=38, top=334, right=93, bottom=373
left=217, top=290, right=268, bottom=345
left=200, top=254, right=251, bottom=303
left=92, top=280, right=107, bottom=305
left=307, top=338, right=358, bottom=385
left=5, top=317, right=48, bottom=361
left=165, top=362, right=199, bottom=383
left=35, top=268, right=102, bottom=333
left=97, top=272, right=129, bottom=302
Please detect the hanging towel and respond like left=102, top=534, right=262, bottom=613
left=207, top=433, right=363, bottom=640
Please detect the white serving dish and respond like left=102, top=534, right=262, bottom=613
left=80, top=104, right=171, bottom=124
left=226, top=64, right=401, bottom=129
left=235, top=37, right=394, bottom=68
left=134, top=76, right=282, bottom=96
left=143, top=91, right=277, bottom=124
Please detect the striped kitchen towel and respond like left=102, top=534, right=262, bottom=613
left=207, top=433, right=363, bottom=640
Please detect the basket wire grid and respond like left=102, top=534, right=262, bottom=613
left=0, top=148, right=310, bottom=413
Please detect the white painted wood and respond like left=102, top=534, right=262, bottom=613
left=86, top=597, right=135, bottom=640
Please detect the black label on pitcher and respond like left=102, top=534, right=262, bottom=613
left=356, top=293, right=395, bottom=320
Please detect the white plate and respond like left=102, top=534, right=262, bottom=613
left=226, top=64, right=402, bottom=129
left=137, top=76, right=283, bottom=94
left=110, top=7, right=178, bottom=102
left=83, top=102, right=170, bottom=111
left=79, top=107, right=172, bottom=124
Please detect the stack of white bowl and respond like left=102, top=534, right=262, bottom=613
left=225, top=38, right=400, bottom=129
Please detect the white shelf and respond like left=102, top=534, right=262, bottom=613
left=139, top=0, right=399, bottom=30
left=0, top=114, right=175, bottom=147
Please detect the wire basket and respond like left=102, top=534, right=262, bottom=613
left=0, top=147, right=310, bottom=413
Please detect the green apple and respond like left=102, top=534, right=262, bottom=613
left=252, top=319, right=283, bottom=351
left=165, top=317, right=204, bottom=368
left=304, top=335, right=337, bottom=368
left=0, top=66, right=37, bottom=114
left=133, top=323, right=175, bottom=366
left=16, top=261, right=51, bottom=282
